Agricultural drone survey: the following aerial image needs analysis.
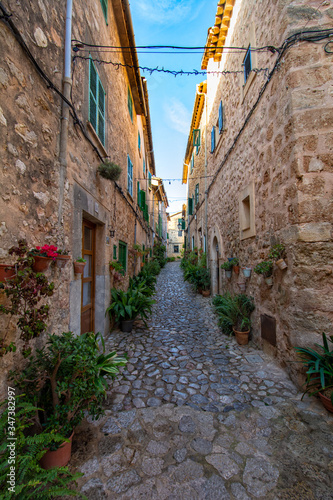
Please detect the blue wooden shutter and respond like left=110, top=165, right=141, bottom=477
left=127, top=87, right=133, bottom=122
left=97, top=80, right=105, bottom=145
left=127, top=155, right=133, bottom=196
left=211, top=126, right=215, bottom=152
left=100, top=0, right=108, bottom=22
left=218, top=101, right=223, bottom=133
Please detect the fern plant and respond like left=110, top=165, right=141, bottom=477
left=0, top=396, right=86, bottom=499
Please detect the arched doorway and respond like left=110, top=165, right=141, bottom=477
left=211, top=236, right=220, bottom=295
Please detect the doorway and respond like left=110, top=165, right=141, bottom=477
left=81, top=220, right=95, bottom=334
left=212, top=236, right=220, bottom=295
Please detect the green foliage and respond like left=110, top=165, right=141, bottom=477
left=0, top=396, right=86, bottom=499
left=143, top=260, right=161, bottom=276
left=180, top=249, right=209, bottom=291
left=0, top=240, right=54, bottom=356
left=167, top=257, right=176, bottom=262
left=11, top=332, right=127, bottom=441
left=193, top=267, right=211, bottom=291
left=97, top=161, right=122, bottom=181
left=213, top=293, right=255, bottom=333
left=268, top=244, right=285, bottom=261
left=295, top=332, right=333, bottom=404
left=220, top=260, right=233, bottom=271
left=230, top=257, right=239, bottom=266
left=130, top=273, right=156, bottom=297
left=75, top=258, right=86, bottom=263
left=109, top=260, right=124, bottom=274
left=107, top=286, right=156, bottom=325
left=153, top=243, right=167, bottom=268
left=253, top=260, right=273, bottom=277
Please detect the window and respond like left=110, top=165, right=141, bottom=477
left=113, top=244, right=117, bottom=259
left=127, top=87, right=133, bottom=122
left=243, top=46, right=252, bottom=84
left=174, top=245, right=179, bottom=253
left=148, top=171, right=152, bottom=189
left=178, top=231, right=183, bottom=237
left=138, top=131, right=141, bottom=153
left=89, top=58, right=106, bottom=146
left=218, top=101, right=224, bottom=134
left=188, top=197, right=193, bottom=216
left=192, top=236, right=195, bottom=250
left=190, top=153, right=194, bottom=174
left=178, top=219, right=185, bottom=230
left=143, top=157, right=146, bottom=176
left=239, top=182, right=256, bottom=240
left=100, top=0, right=108, bottom=23
left=211, top=126, right=216, bottom=153
left=127, top=155, right=133, bottom=196
left=137, top=181, right=141, bottom=205
left=118, top=241, right=127, bottom=272
left=195, top=184, right=199, bottom=206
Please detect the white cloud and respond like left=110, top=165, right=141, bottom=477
left=164, top=98, right=191, bottom=135
left=133, top=0, right=204, bottom=25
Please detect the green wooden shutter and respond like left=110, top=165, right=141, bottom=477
left=182, top=219, right=185, bottom=230
left=119, top=241, right=127, bottom=272
left=89, top=59, right=97, bottom=131
left=188, top=197, right=193, bottom=216
left=127, top=155, right=133, bottom=196
left=113, top=245, right=117, bottom=259
left=100, top=0, right=108, bottom=22
left=127, top=87, right=133, bottom=122
left=140, top=190, right=146, bottom=211
left=137, top=181, right=141, bottom=206
left=97, top=80, right=105, bottom=145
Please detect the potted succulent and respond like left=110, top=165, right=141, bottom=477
left=221, top=260, right=233, bottom=278
left=254, top=260, right=273, bottom=286
left=74, top=257, right=86, bottom=274
left=55, top=249, right=71, bottom=269
left=29, top=244, right=58, bottom=272
left=106, top=285, right=156, bottom=333
left=97, top=161, right=122, bottom=181
left=268, top=244, right=287, bottom=270
left=295, top=332, right=333, bottom=413
left=11, top=331, right=127, bottom=467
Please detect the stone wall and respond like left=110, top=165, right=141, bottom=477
left=189, top=0, right=333, bottom=385
left=0, top=0, right=155, bottom=398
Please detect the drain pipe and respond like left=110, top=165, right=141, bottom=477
left=58, top=0, right=73, bottom=230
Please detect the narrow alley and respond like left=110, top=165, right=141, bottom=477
left=71, top=262, right=333, bottom=500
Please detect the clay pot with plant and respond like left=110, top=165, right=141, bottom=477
left=221, top=260, right=233, bottom=278
left=268, top=244, right=287, bottom=270
left=29, top=244, right=59, bottom=272
left=74, top=258, right=86, bottom=274
left=230, top=257, right=240, bottom=274
left=55, top=249, right=71, bottom=269
left=254, top=260, right=274, bottom=286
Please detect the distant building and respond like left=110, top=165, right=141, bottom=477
left=167, top=212, right=185, bottom=259
left=182, top=0, right=333, bottom=385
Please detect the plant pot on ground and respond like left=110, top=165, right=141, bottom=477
left=106, top=283, right=156, bottom=333
left=294, top=332, right=333, bottom=413
left=11, top=331, right=127, bottom=465
left=212, top=292, right=255, bottom=344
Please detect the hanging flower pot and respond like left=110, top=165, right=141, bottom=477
left=242, top=267, right=252, bottom=278
left=32, top=255, right=53, bottom=272
left=265, top=276, right=273, bottom=287
left=276, top=258, right=287, bottom=270
left=225, top=270, right=232, bottom=279
left=97, top=161, right=122, bottom=181
left=55, top=255, right=71, bottom=269
left=0, top=264, right=15, bottom=281
left=233, top=265, right=240, bottom=274
left=74, top=260, right=86, bottom=274
left=238, top=282, right=246, bottom=292
left=40, top=431, right=74, bottom=470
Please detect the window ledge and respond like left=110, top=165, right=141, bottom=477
left=86, top=121, right=108, bottom=158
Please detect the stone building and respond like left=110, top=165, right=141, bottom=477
left=167, top=211, right=185, bottom=259
left=182, top=0, right=333, bottom=385
left=0, top=0, right=164, bottom=396
left=151, top=176, right=169, bottom=249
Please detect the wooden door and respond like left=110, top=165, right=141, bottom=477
left=81, top=220, right=95, bottom=334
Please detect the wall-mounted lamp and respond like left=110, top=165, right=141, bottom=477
left=109, top=226, right=115, bottom=238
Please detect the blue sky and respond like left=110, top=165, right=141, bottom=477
left=130, top=0, right=217, bottom=214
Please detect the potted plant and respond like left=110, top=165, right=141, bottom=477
left=254, top=260, right=273, bottom=286
left=268, top=244, right=287, bottom=270
left=11, top=331, right=127, bottom=467
left=29, top=244, right=58, bottom=272
left=194, top=267, right=211, bottom=296
left=0, top=263, right=15, bottom=282
left=212, top=293, right=255, bottom=345
left=74, top=257, right=86, bottom=274
left=242, top=266, right=252, bottom=278
left=230, top=257, right=240, bottom=274
left=97, top=161, right=122, bottom=181
left=295, top=332, right=333, bottom=413
left=221, top=260, right=233, bottom=278
left=106, top=285, right=156, bottom=333
left=55, top=249, right=71, bottom=269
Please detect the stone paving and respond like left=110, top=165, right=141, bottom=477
left=71, top=262, right=333, bottom=499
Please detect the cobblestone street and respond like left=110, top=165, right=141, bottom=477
left=72, top=262, right=333, bottom=499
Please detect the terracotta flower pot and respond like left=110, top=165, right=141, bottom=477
left=0, top=264, right=15, bottom=281
left=39, top=431, right=74, bottom=470
left=74, top=261, right=86, bottom=274
left=55, top=255, right=71, bottom=269
left=233, top=327, right=250, bottom=345
left=276, top=258, right=287, bottom=270
left=32, top=255, right=53, bottom=272
left=233, top=265, right=240, bottom=274
left=318, top=392, right=333, bottom=413
left=202, top=289, right=210, bottom=297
